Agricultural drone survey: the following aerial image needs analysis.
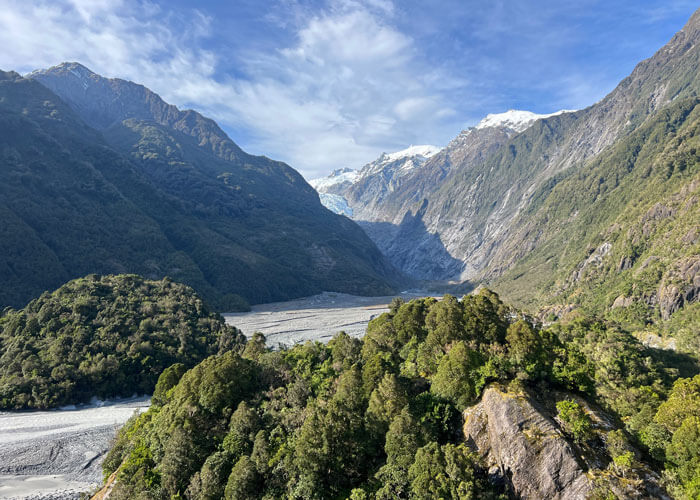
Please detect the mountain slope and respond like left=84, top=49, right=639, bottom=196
left=346, top=8, right=700, bottom=284
left=0, top=66, right=398, bottom=310
left=492, top=96, right=700, bottom=337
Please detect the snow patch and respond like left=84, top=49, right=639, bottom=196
left=358, top=144, right=441, bottom=180
left=476, top=109, right=575, bottom=133
left=309, top=168, right=358, bottom=192
left=384, top=144, right=441, bottom=162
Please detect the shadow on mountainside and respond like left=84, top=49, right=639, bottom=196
left=357, top=199, right=465, bottom=281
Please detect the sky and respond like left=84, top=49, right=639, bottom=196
left=0, top=0, right=697, bottom=179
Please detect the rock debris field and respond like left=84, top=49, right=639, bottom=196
left=0, top=397, right=150, bottom=500
left=224, top=291, right=427, bottom=346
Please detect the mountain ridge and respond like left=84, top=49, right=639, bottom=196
left=0, top=65, right=400, bottom=309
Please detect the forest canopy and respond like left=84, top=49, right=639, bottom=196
left=102, top=289, right=700, bottom=499
left=0, top=274, right=244, bottom=409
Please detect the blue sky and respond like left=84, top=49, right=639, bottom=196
left=0, top=0, right=697, bottom=178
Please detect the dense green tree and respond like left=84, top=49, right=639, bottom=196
left=97, top=292, right=698, bottom=500
left=366, top=372, right=409, bottom=437
left=408, top=442, right=478, bottom=500
left=506, top=319, right=543, bottom=374
left=375, top=407, right=424, bottom=499
left=224, top=456, right=260, bottom=500
left=462, top=289, right=509, bottom=345
left=556, top=400, right=593, bottom=444
left=431, top=341, right=486, bottom=408
left=223, top=402, right=260, bottom=458
left=656, top=375, right=700, bottom=432
left=152, top=363, right=187, bottom=407
left=242, top=332, right=267, bottom=361
left=328, top=331, right=362, bottom=371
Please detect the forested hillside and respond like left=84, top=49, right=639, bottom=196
left=0, top=66, right=398, bottom=311
left=493, top=97, right=700, bottom=343
left=0, top=274, right=245, bottom=409
left=100, top=291, right=700, bottom=499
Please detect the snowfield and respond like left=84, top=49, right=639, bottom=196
left=0, top=397, right=150, bottom=500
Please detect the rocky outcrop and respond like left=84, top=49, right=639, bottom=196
left=463, top=386, right=670, bottom=499
left=463, top=387, right=593, bottom=500
left=658, top=256, right=700, bottom=319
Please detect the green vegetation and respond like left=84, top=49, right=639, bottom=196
left=0, top=69, right=397, bottom=312
left=0, top=274, right=244, bottom=409
left=102, top=290, right=699, bottom=499
left=495, top=97, right=700, bottom=341
left=556, top=400, right=592, bottom=443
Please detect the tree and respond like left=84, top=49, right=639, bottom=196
left=251, top=430, right=271, bottom=474
left=505, top=320, right=544, bottom=376
left=223, top=402, right=259, bottom=459
left=385, top=407, right=423, bottom=468
left=323, top=365, right=369, bottom=490
left=666, top=416, right=700, bottom=498
left=152, top=363, right=187, bottom=407
left=556, top=400, right=592, bottom=444
left=655, top=375, right=700, bottom=432
left=431, top=342, right=485, bottom=408
left=188, top=451, right=232, bottom=500
left=392, top=298, right=431, bottom=344
left=328, top=331, right=362, bottom=371
left=366, top=372, right=409, bottom=437
left=375, top=407, right=423, bottom=499
left=408, top=442, right=477, bottom=500
left=242, top=332, right=267, bottom=361
left=293, top=406, right=327, bottom=496
left=224, top=456, right=259, bottom=500
left=462, top=288, right=508, bottom=345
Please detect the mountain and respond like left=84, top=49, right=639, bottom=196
left=309, top=167, right=358, bottom=197
left=309, top=8, right=700, bottom=329
left=391, top=8, right=700, bottom=289
left=493, top=93, right=700, bottom=335
left=309, top=145, right=440, bottom=218
left=0, top=64, right=398, bottom=310
left=309, top=115, right=567, bottom=278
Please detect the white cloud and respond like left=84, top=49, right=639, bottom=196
left=0, top=0, right=462, bottom=179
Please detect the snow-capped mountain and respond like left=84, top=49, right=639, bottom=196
left=475, top=109, right=574, bottom=133
left=309, top=168, right=358, bottom=196
left=358, top=145, right=441, bottom=180
left=309, top=145, right=440, bottom=216
left=307, top=109, right=577, bottom=278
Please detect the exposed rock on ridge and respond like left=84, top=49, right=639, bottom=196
left=463, top=386, right=670, bottom=499
left=464, top=387, right=593, bottom=499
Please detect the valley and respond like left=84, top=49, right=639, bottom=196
left=0, top=3, right=699, bottom=499
left=224, top=291, right=433, bottom=347
left=0, top=397, right=150, bottom=500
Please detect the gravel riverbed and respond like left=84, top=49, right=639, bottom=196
left=223, top=291, right=427, bottom=346
left=0, top=397, right=150, bottom=500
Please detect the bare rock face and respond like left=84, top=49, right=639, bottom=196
left=463, top=387, right=593, bottom=500
left=463, top=386, right=671, bottom=499
left=658, top=256, right=700, bottom=319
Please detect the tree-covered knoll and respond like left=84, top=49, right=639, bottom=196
left=103, top=290, right=699, bottom=499
left=0, top=274, right=245, bottom=409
